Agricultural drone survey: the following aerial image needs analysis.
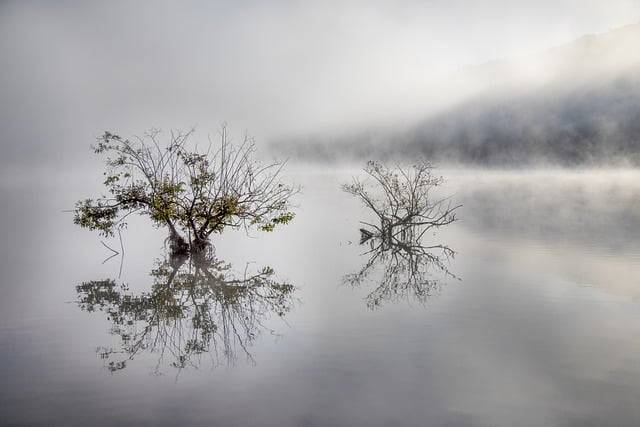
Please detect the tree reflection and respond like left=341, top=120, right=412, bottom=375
left=76, top=250, right=296, bottom=374
left=345, top=225, right=458, bottom=309
left=342, top=161, right=460, bottom=308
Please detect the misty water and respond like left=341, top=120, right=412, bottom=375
left=2, top=166, right=640, bottom=426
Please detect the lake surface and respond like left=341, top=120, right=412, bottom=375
left=2, top=166, right=640, bottom=426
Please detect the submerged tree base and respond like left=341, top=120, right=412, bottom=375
left=168, top=233, right=211, bottom=258
left=168, top=233, right=190, bottom=256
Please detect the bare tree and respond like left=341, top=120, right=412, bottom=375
left=74, top=125, right=298, bottom=255
left=342, top=160, right=460, bottom=243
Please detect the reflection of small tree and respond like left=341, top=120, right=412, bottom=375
left=345, top=226, right=457, bottom=309
left=73, top=126, right=297, bottom=255
left=343, top=161, right=460, bottom=309
left=76, top=250, right=296, bottom=374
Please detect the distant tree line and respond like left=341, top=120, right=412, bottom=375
left=278, top=70, right=640, bottom=166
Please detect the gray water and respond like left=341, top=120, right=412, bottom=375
left=2, top=166, right=640, bottom=426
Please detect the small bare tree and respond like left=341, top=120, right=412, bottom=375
left=74, top=125, right=297, bottom=255
left=342, top=160, right=460, bottom=242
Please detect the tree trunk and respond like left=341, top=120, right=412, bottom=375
left=191, top=235, right=210, bottom=254
left=168, top=226, right=189, bottom=257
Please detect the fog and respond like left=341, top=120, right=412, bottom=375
left=277, top=23, right=640, bottom=165
left=1, top=0, right=639, bottom=171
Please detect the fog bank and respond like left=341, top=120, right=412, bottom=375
left=1, top=1, right=638, bottom=170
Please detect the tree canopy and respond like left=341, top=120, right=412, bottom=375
left=342, top=160, right=460, bottom=241
left=74, top=126, right=297, bottom=253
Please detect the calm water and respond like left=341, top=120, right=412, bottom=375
left=2, top=166, right=640, bottom=426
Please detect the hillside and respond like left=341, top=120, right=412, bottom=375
left=277, top=24, right=640, bottom=166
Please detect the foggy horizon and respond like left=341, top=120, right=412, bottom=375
left=2, top=1, right=640, bottom=170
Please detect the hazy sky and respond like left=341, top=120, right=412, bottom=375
left=1, top=0, right=638, bottom=168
